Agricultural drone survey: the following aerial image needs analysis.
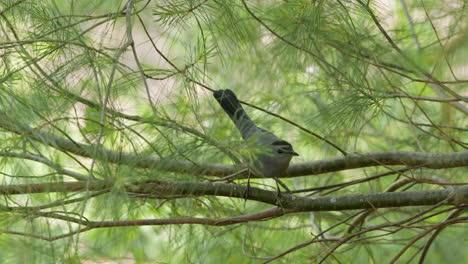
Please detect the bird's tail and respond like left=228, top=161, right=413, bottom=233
left=213, top=89, right=256, bottom=139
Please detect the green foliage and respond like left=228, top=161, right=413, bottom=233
left=0, top=0, right=466, bottom=263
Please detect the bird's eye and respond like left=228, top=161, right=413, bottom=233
left=277, top=149, right=284, bottom=154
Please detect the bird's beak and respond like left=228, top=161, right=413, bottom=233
left=291, top=151, right=299, bottom=156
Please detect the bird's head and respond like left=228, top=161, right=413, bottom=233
left=271, top=140, right=299, bottom=157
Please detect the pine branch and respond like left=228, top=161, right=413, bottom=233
left=1, top=110, right=466, bottom=177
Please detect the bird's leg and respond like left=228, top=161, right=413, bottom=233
left=275, top=178, right=291, bottom=193
left=243, top=169, right=252, bottom=199
left=273, top=177, right=291, bottom=208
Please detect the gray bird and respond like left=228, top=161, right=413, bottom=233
left=213, top=89, right=299, bottom=185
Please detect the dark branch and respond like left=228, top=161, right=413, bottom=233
left=1, top=180, right=467, bottom=211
